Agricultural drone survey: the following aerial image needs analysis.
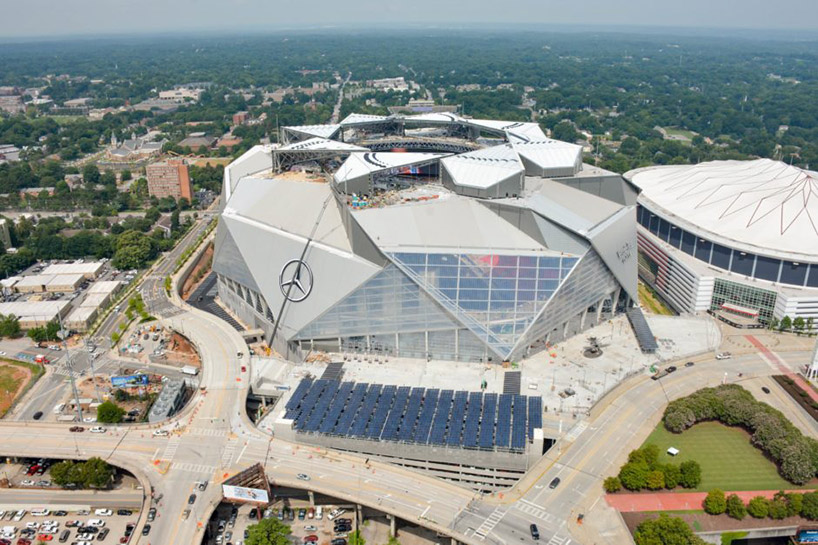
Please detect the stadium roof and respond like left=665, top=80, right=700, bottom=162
left=627, top=159, right=818, bottom=261
left=512, top=140, right=583, bottom=175
left=333, top=152, right=448, bottom=187
left=353, top=195, right=549, bottom=253
left=440, top=144, right=523, bottom=189
left=339, top=113, right=392, bottom=127
left=278, top=137, right=368, bottom=152
left=282, top=124, right=341, bottom=140
left=402, top=112, right=463, bottom=124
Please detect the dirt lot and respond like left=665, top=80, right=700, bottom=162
left=0, top=361, right=35, bottom=417
left=181, top=243, right=214, bottom=299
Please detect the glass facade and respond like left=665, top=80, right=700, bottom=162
left=637, top=204, right=815, bottom=288
left=389, top=251, right=578, bottom=356
left=711, top=278, right=777, bottom=322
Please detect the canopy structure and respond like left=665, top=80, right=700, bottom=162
left=440, top=144, right=525, bottom=198
left=272, top=138, right=368, bottom=171
left=512, top=140, right=584, bottom=178
left=333, top=152, right=448, bottom=194
left=281, top=124, right=341, bottom=143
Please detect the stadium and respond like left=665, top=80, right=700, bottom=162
left=626, top=159, right=818, bottom=326
left=213, top=112, right=639, bottom=363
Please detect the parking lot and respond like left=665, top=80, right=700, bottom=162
left=0, top=505, right=141, bottom=544
left=206, top=501, right=356, bottom=545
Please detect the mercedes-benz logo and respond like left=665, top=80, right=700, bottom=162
left=279, top=259, right=313, bottom=302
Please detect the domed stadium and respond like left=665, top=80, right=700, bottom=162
left=626, top=159, right=818, bottom=326
left=213, top=112, right=639, bottom=363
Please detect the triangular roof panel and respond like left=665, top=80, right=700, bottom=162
left=441, top=144, right=524, bottom=189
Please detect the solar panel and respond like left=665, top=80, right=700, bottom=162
left=429, top=390, right=453, bottom=445
left=398, top=388, right=424, bottom=442
left=349, top=384, right=381, bottom=437
left=627, top=308, right=659, bottom=353
left=381, top=387, right=410, bottom=441
left=412, top=388, right=439, bottom=443
left=305, top=381, right=340, bottom=432
left=365, top=385, right=395, bottom=439
left=284, top=378, right=314, bottom=418
left=446, top=392, right=468, bottom=446
left=294, top=379, right=330, bottom=430
left=528, top=396, right=542, bottom=440
left=495, top=394, right=512, bottom=448
left=478, top=393, right=497, bottom=449
left=332, top=382, right=368, bottom=435
left=463, top=392, right=483, bottom=448
left=319, top=382, right=354, bottom=434
left=511, top=395, right=527, bottom=451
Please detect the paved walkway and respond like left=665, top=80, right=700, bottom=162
left=606, top=489, right=809, bottom=512
left=746, top=335, right=818, bottom=402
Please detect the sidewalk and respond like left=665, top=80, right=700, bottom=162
left=607, top=489, right=809, bottom=512
left=746, top=335, right=818, bottom=403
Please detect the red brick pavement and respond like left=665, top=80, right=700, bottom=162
left=607, top=489, right=808, bottom=512
left=745, top=334, right=818, bottom=403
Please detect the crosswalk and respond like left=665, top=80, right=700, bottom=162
left=189, top=427, right=228, bottom=438
left=171, top=461, right=217, bottom=474
left=515, top=500, right=555, bottom=523
left=221, top=439, right=237, bottom=468
left=162, top=435, right=182, bottom=461
left=546, top=534, right=570, bottom=545
left=564, top=421, right=588, bottom=442
left=473, top=506, right=506, bottom=539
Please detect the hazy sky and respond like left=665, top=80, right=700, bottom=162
left=2, top=0, right=817, bottom=38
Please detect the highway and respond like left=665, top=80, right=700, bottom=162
left=0, top=208, right=813, bottom=545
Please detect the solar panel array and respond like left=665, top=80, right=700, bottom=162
left=286, top=379, right=543, bottom=452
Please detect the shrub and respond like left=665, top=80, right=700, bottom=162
left=747, top=496, right=770, bottom=518
left=603, top=476, right=622, bottom=493
left=725, top=494, right=746, bottom=520
left=768, top=497, right=789, bottom=520
left=634, top=514, right=707, bottom=545
left=646, top=470, right=665, bottom=490
left=802, top=492, right=818, bottom=520
left=96, top=400, right=125, bottom=423
left=787, top=492, right=804, bottom=517
left=679, top=460, right=702, bottom=489
left=619, top=462, right=649, bottom=491
left=703, top=489, right=727, bottom=515
left=663, top=463, right=681, bottom=489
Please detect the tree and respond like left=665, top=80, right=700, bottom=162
left=794, top=316, right=806, bottom=335
left=82, top=164, right=100, bottom=186
left=246, top=517, right=292, bottom=545
left=703, top=489, right=726, bottom=515
left=0, top=313, right=21, bottom=338
left=121, top=170, right=132, bottom=181
left=807, top=317, right=814, bottom=336
left=96, top=400, right=125, bottom=423
left=603, top=476, right=622, bottom=493
left=348, top=530, right=365, bottom=545
left=802, top=492, right=818, bottom=520
left=634, top=514, right=707, bottom=545
left=646, top=470, right=665, bottom=490
left=725, top=494, right=747, bottom=520
left=81, top=457, right=113, bottom=488
left=619, top=462, right=648, bottom=491
left=747, top=496, right=769, bottom=518
left=171, top=209, right=180, bottom=232
left=50, top=460, right=78, bottom=487
left=679, top=460, right=701, bottom=488
left=663, top=464, right=681, bottom=489
left=768, top=494, right=789, bottom=520
left=787, top=492, right=804, bottom=517
left=781, top=315, right=792, bottom=331
left=112, top=229, right=155, bottom=270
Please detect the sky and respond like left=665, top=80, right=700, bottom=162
left=2, top=0, right=817, bottom=38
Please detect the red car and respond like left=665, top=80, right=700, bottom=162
left=36, top=535, right=52, bottom=541
left=26, top=466, right=39, bottom=475
left=16, top=539, right=31, bottom=545
left=303, top=536, right=318, bottom=543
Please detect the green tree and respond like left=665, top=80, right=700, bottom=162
left=603, top=476, right=622, bottom=493
left=348, top=530, right=365, bottom=545
left=642, top=444, right=660, bottom=470
left=725, top=494, right=747, bottom=520
left=780, top=315, right=792, bottom=331
left=646, top=470, right=665, bottom=490
left=246, top=517, right=292, bottom=545
left=619, top=462, right=648, bottom=491
left=96, top=400, right=125, bottom=423
left=0, top=313, right=21, bottom=338
left=121, top=170, right=132, bottom=181
left=807, top=317, right=814, bottom=335
left=82, top=164, right=100, bottom=186
left=80, top=457, right=113, bottom=488
left=747, top=496, right=769, bottom=518
left=50, top=460, right=77, bottom=487
left=634, top=514, right=706, bottom=545
left=703, top=489, right=726, bottom=515
left=768, top=494, right=789, bottom=520
left=171, top=209, right=180, bottom=232
left=794, top=316, right=806, bottom=334
left=663, top=464, right=681, bottom=489
left=679, top=460, right=701, bottom=489
left=112, top=229, right=155, bottom=270
left=802, top=492, right=818, bottom=520
left=787, top=492, right=804, bottom=517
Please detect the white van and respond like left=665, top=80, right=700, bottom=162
left=53, top=403, right=65, bottom=414
left=315, top=506, right=323, bottom=520
left=31, top=508, right=50, bottom=516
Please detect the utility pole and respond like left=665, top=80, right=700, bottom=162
left=58, top=313, right=84, bottom=422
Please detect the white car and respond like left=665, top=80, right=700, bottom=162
left=83, top=417, right=97, bottom=423
left=25, top=522, right=39, bottom=529
left=93, top=509, right=112, bottom=517
left=89, top=426, right=107, bottom=433
left=20, top=479, right=34, bottom=486
left=152, top=429, right=169, bottom=437
left=87, top=518, right=105, bottom=526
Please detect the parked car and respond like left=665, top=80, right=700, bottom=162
left=548, top=477, right=561, bottom=489
left=297, top=473, right=310, bottom=481
left=685, top=361, right=695, bottom=367
left=32, top=412, right=43, bottom=420
left=530, top=524, right=540, bottom=540
left=69, top=426, right=84, bottom=433
left=142, top=524, right=151, bottom=536
left=762, top=386, right=771, bottom=394
left=89, top=427, right=106, bottom=434
left=147, top=508, right=156, bottom=522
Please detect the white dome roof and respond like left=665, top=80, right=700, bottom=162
left=627, top=159, right=818, bottom=262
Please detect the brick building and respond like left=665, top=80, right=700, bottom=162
left=146, top=159, right=192, bottom=200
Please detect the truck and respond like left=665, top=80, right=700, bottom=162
left=34, top=354, right=50, bottom=364
left=181, top=366, right=199, bottom=376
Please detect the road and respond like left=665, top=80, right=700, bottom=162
left=0, top=207, right=814, bottom=545
left=0, top=488, right=143, bottom=509
left=330, top=72, right=352, bottom=124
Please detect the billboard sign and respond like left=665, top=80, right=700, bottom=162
left=110, top=374, right=149, bottom=387
left=222, top=485, right=269, bottom=504
left=799, top=530, right=818, bottom=544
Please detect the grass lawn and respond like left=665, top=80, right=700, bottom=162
left=663, top=126, right=698, bottom=140
left=638, top=281, right=674, bottom=316
left=642, top=421, right=818, bottom=492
